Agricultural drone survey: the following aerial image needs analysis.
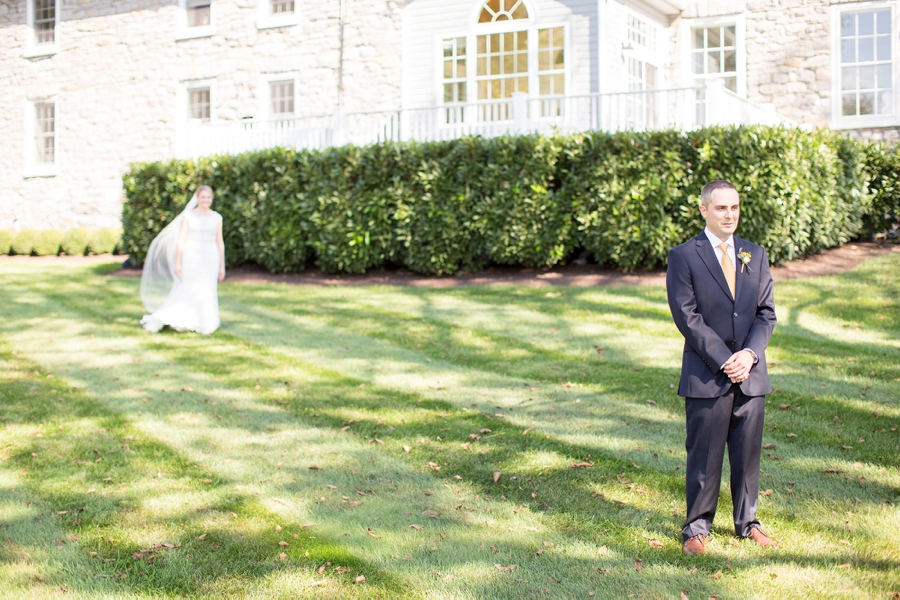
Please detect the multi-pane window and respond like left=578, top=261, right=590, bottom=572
left=270, top=80, right=295, bottom=117
left=33, top=0, right=56, bottom=45
left=628, top=14, right=655, bottom=51
left=186, top=0, right=211, bottom=28
left=271, top=0, right=294, bottom=14
left=478, top=0, right=528, bottom=23
left=691, top=25, right=737, bottom=92
left=627, top=57, right=658, bottom=128
left=443, top=37, right=467, bottom=104
left=188, top=88, right=211, bottom=120
left=441, top=1, right=568, bottom=123
left=538, top=27, right=565, bottom=96
left=840, top=9, right=892, bottom=117
left=476, top=31, right=529, bottom=101
left=34, top=103, right=55, bottom=164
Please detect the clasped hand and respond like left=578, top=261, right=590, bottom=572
left=723, top=350, right=754, bottom=383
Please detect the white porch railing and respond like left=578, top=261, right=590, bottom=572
left=184, top=82, right=795, bottom=158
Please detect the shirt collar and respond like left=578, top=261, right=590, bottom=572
left=704, top=228, right=734, bottom=249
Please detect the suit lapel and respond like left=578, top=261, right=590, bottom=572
left=733, top=236, right=745, bottom=301
left=694, top=234, right=733, bottom=301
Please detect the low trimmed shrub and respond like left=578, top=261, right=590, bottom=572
left=121, top=126, right=893, bottom=275
left=34, top=230, right=63, bottom=256
left=61, top=228, right=91, bottom=256
left=87, top=228, right=123, bottom=255
left=861, top=143, right=900, bottom=237
left=11, top=229, right=39, bottom=256
left=0, top=230, right=13, bottom=255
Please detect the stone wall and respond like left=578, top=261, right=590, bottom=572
left=0, top=0, right=404, bottom=230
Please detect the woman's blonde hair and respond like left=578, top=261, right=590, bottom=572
left=196, top=184, right=214, bottom=196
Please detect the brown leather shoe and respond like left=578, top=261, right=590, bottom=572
left=747, top=528, right=779, bottom=548
left=683, top=534, right=706, bottom=555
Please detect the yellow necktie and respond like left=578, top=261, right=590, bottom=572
left=718, top=242, right=735, bottom=298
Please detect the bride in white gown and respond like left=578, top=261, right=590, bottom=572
left=139, top=185, right=225, bottom=335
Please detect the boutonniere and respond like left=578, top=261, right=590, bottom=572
left=738, top=248, right=752, bottom=273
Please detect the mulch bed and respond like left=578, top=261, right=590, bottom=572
left=6, top=240, right=898, bottom=288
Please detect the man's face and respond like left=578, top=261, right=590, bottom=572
left=699, top=187, right=740, bottom=240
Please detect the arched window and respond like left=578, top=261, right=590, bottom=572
left=441, top=1, right=567, bottom=122
left=478, top=0, right=528, bottom=23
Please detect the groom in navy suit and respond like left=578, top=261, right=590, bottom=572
left=666, top=180, right=779, bottom=555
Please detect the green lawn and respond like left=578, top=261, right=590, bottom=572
left=0, top=255, right=898, bottom=599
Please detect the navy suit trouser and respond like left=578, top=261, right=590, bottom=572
left=682, top=386, right=765, bottom=541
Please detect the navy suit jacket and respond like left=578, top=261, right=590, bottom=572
left=666, top=233, right=777, bottom=399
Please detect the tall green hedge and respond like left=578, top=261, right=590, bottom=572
left=122, top=126, right=898, bottom=275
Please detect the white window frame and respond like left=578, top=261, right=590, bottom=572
left=24, top=97, right=59, bottom=178
left=433, top=0, right=571, bottom=124
left=680, top=14, right=747, bottom=97
left=24, top=0, right=60, bottom=58
left=623, top=9, right=665, bottom=91
left=831, top=0, right=898, bottom=129
left=176, top=79, right=216, bottom=158
left=259, top=73, right=299, bottom=120
left=176, top=0, right=216, bottom=41
left=258, top=0, right=299, bottom=30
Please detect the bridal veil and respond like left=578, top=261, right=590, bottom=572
left=139, top=192, right=198, bottom=313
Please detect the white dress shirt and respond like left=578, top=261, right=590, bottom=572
left=704, top=228, right=735, bottom=268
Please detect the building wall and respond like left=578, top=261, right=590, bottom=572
left=0, top=0, right=404, bottom=230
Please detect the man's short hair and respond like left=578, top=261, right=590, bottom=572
left=700, top=180, right=737, bottom=206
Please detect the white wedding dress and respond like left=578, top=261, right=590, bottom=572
left=140, top=210, right=222, bottom=335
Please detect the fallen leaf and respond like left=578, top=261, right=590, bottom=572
left=762, top=443, right=777, bottom=449
left=786, top=433, right=797, bottom=438
left=645, top=399, right=656, bottom=405
left=688, top=568, right=697, bottom=575
left=710, top=570, right=723, bottom=579
left=634, top=559, right=643, bottom=572
left=279, top=541, right=289, bottom=546
left=597, top=546, right=608, bottom=555
left=494, top=564, right=516, bottom=571
left=681, top=593, right=689, bottom=600
left=279, top=552, right=287, bottom=559
left=493, top=472, right=502, bottom=483
left=308, top=465, right=322, bottom=470
left=355, top=575, right=366, bottom=583
left=571, top=462, right=593, bottom=469
left=310, top=580, right=326, bottom=587
left=842, top=445, right=853, bottom=450
left=366, top=528, right=382, bottom=539
left=409, top=524, right=424, bottom=531
left=837, top=563, right=851, bottom=569
left=760, top=489, right=773, bottom=496
left=821, top=469, right=846, bottom=474
left=648, top=539, right=663, bottom=548
left=402, top=445, right=411, bottom=453
left=778, top=404, right=791, bottom=409
left=275, top=525, right=282, bottom=533
left=480, top=429, right=492, bottom=434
